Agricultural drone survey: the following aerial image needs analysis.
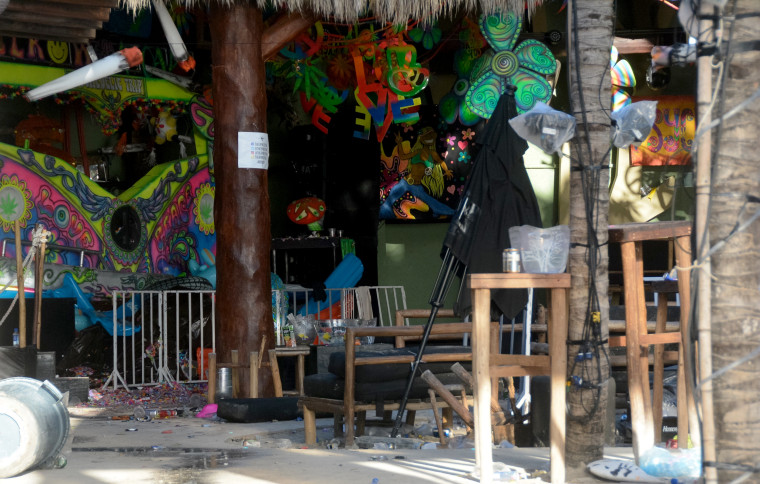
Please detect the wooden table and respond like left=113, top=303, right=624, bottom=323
left=272, top=346, right=312, bottom=396
left=468, top=273, right=571, bottom=484
left=608, top=221, right=692, bottom=459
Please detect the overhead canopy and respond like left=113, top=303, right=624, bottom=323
left=0, top=0, right=119, bottom=44
left=123, top=0, right=544, bottom=25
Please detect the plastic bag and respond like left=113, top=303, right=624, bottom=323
left=508, top=225, right=570, bottom=273
left=508, top=102, right=576, bottom=154
left=639, top=446, right=701, bottom=479
left=610, top=100, right=658, bottom=148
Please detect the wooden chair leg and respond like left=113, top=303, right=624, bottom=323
left=356, top=410, right=367, bottom=437
left=208, top=353, right=217, bottom=404
left=442, top=407, right=454, bottom=429
left=230, top=350, right=239, bottom=398
left=303, top=403, right=317, bottom=445
left=268, top=349, right=283, bottom=397
left=333, top=414, right=344, bottom=437
left=296, top=354, right=305, bottom=396
left=250, top=351, right=259, bottom=398
left=428, top=389, right=447, bottom=445
left=405, top=410, right=417, bottom=426
left=653, top=292, right=669, bottom=441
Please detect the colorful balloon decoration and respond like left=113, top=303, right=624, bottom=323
left=438, top=49, right=483, bottom=126
left=152, top=111, right=178, bottom=144
left=464, top=12, right=556, bottom=117
left=287, top=197, right=326, bottom=231
left=610, top=46, right=636, bottom=112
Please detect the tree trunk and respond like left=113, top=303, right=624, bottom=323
left=708, top=0, right=760, bottom=480
left=209, top=4, right=274, bottom=398
left=564, top=0, right=614, bottom=473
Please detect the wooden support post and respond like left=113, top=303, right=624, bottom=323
left=268, top=349, right=283, bottom=397
left=427, top=389, right=447, bottom=445
left=230, top=350, right=239, bottom=398
left=208, top=353, right=217, bottom=404
left=303, top=403, right=317, bottom=445
left=652, top=291, right=668, bottom=441
left=296, top=353, right=305, bottom=395
left=421, top=370, right=474, bottom=428
left=674, top=233, right=698, bottom=445
left=549, top=287, right=568, bottom=484
left=249, top=351, right=258, bottom=399
left=620, top=240, right=655, bottom=459
left=472, top=287, right=492, bottom=480
left=14, top=220, right=26, bottom=348
left=34, top=238, right=46, bottom=348
left=344, top=331, right=356, bottom=445
left=451, top=362, right=506, bottom=424
left=210, top=2, right=274, bottom=400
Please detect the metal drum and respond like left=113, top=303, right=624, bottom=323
left=0, top=377, right=70, bottom=478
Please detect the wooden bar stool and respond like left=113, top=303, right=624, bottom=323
left=608, top=221, right=693, bottom=459
left=207, top=346, right=284, bottom=402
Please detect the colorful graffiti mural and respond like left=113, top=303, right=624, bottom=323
left=0, top=142, right=214, bottom=278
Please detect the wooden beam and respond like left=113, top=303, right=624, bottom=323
left=6, top=1, right=113, bottom=22
left=0, top=11, right=105, bottom=30
left=0, top=21, right=97, bottom=43
left=261, top=12, right=317, bottom=61
left=613, top=37, right=656, bottom=54
left=43, top=0, right=118, bottom=6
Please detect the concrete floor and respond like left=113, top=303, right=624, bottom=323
left=5, top=407, right=636, bottom=483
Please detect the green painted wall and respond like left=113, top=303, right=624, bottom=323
left=377, top=158, right=559, bottom=314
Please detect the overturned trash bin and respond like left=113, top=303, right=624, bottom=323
left=0, top=377, right=70, bottom=478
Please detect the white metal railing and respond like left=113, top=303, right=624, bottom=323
left=272, top=285, right=407, bottom=343
left=103, top=286, right=404, bottom=389
left=102, top=290, right=215, bottom=390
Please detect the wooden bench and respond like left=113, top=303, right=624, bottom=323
left=299, top=322, right=497, bottom=446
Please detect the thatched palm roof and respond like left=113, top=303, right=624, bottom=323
left=123, top=0, right=543, bottom=25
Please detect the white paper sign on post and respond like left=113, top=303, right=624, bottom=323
left=237, top=131, right=269, bottom=169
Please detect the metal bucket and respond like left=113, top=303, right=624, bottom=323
left=216, top=367, right=233, bottom=400
left=0, top=377, right=70, bottom=478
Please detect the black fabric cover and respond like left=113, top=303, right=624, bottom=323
left=0, top=346, right=38, bottom=379
left=303, top=371, right=468, bottom=402
left=217, top=397, right=300, bottom=423
left=327, top=345, right=472, bottom=382
left=442, top=93, right=543, bottom=320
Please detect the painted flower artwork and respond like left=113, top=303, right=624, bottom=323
left=465, top=12, right=556, bottom=118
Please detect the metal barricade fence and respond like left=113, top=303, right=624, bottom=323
left=103, top=286, right=403, bottom=389
left=102, top=290, right=215, bottom=390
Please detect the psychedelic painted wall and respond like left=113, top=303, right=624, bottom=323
left=0, top=142, right=214, bottom=282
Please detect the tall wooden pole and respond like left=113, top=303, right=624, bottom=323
left=695, top=4, right=716, bottom=481
left=34, top=237, right=46, bottom=348
left=209, top=3, right=274, bottom=398
left=14, top=220, right=26, bottom=348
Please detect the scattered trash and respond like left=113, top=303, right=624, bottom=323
left=125, top=428, right=138, bottom=432
left=639, top=446, right=701, bottom=479
left=161, top=430, right=173, bottom=434
left=370, top=455, right=389, bottom=461
left=446, top=435, right=475, bottom=449
left=355, top=436, right=423, bottom=449
left=195, top=404, right=218, bottom=418
left=497, top=440, right=514, bottom=448
left=326, top=438, right=341, bottom=450
left=371, top=479, right=379, bottom=484
left=421, top=442, right=438, bottom=450
left=471, top=462, right=526, bottom=482
left=242, top=440, right=261, bottom=448
left=273, top=439, right=292, bottom=449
